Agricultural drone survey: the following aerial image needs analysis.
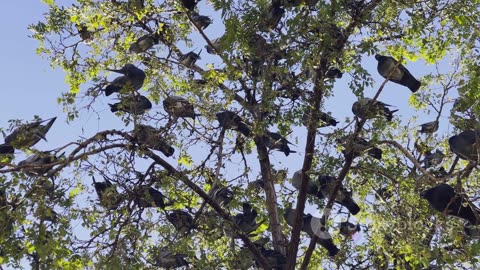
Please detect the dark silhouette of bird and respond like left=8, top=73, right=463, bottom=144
left=423, top=149, right=444, bottom=169
left=264, top=132, right=296, bottom=156
left=163, top=96, right=200, bottom=119
left=284, top=208, right=339, bottom=257
left=180, top=0, right=199, bottom=11
left=352, top=98, right=398, bottom=121
left=448, top=130, right=480, bottom=161
left=104, top=64, right=145, bottom=96
left=133, top=186, right=170, bottom=209
left=192, top=13, right=212, bottom=29
left=325, top=67, right=343, bottom=79
left=18, top=151, right=62, bottom=176
left=339, top=136, right=382, bottom=160
left=303, top=111, right=338, bottom=127
left=318, top=175, right=360, bottom=215
left=205, top=37, right=223, bottom=54
left=291, top=170, right=322, bottom=198
left=0, top=144, right=14, bottom=155
left=339, top=221, right=361, bottom=238
left=419, top=120, right=439, bottom=134
left=129, top=34, right=159, bottom=53
left=233, top=203, right=259, bottom=235
left=216, top=111, right=251, bottom=137
left=375, top=54, right=421, bottom=93
left=259, top=5, right=284, bottom=31
left=92, top=176, right=122, bottom=210
left=109, top=94, right=152, bottom=115
left=133, top=124, right=174, bottom=157
left=4, top=117, right=56, bottom=149
left=213, top=187, right=234, bottom=207
left=464, top=223, right=480, bottom=239
left=179, top=50, right=201, bottom=67
left=166, top=210, right=194, bottom=234
left=421, top=183, right=480, bottom=225
left=258, top=247, right=287, bottom=269
left=154, top=248, right=189, bottom=268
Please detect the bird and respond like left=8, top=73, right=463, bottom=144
left=291, top=170, right=322, bottom=198
left=258, top=247, right=287, bottom=269
left=464, top=223, right=480, bottom=239
left=339, top=221, right=361, bottom=238
left=17, top=151, right=61, bottom=176
left=109, top=95, right=152, bottom=115
left=318, top=175, right=360, bottom=215
left=325, top=67, right=343, bottom=79
left=421, top=183, right=480, bottom=225
left=423, top=149, right=444, bottom=169
left=163, top=96, right=200, bottom=119
left=448, top=130, right=480, bottom=161
left=192, top=13, right=212, bottom=29
left=205, top=37, right=223, bottom=55
left=264, top=132, right=296, bottom=156
left=212, top=187, right=234, bottom=207
left=419, top=120, right=439, bottom=134
left=303, top=111, right=338, bottom=128
left=103, top=64, right=145, bottom=96
left=133, top=186, right=169, bottom=209
left=259, top=5, right=284, bottom=31
left=180, top=0, right=199, bottom=11
left=154, top=248, right=189, bottom=268
left=233, top=203, right=259, bottom=235
left=133, top=124, right=175, bottom=157
left=375, top=54, right=421, bottom=93
left=352, top=98, right=398, bottom=121
left=92, top=176, right=122, bottom=210
left=0, top=144, right=14, bottom=155
left=216, top=111, right=251, bottom=137
left=129, top=34, right=159, bottom=53
left=166, top=210, right=194, bottom=234
left=179, top=50, right=201, bottom=67
left=284, top=208, right=339, bottom=257
left=339, top=136, right=382, bottom=160
left=4, top=117, right=56, bottom=149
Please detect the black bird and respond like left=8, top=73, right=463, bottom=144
left=258, top=247, right=287, bottom=269
left=0, top=144, right=14, bottom=155
left=109, top=95, right=152, bottom=115
left=205, top=37, right=223, bottom=55
left=133, top=186, right=169, bottom=209
left=325, top=67, right=343, bottom=79
left=303, top=111, right=338, bottom=127
left=419, top=120, right=439, bottom=134
left=154, top=248, right=189, bottom=268
left=318, top=175, right=360, bottom=215
left=163, top=96, right=200, bottom=119
left=284, top=208, right=339, bottom=257
left=212, top=187, right=234, bottom=207
left=216, top=111, right=251, bottom=137
left=192, top=13, right=212, bottom=29
left=448, top=130, right=480, bottom=161
left=259, top=5, right=284, bottom=31
left=179, top=50, right=201, bottom=67
left=129, top=34, right=159, bottom=53
left=4, top=117, right=56, bottom=149
left=339, top=221, right=361, bottom=238
left=166, top=210, right=194, bottom=234
left=92, top=176, right=122, bottom=210
left=423, top=149, right=444, bottom=169
left=421, top=183, right=480, bottom=225
left=291, top=170, right=322, bottom=198
left=180, top=0, right=199, bottom=11
left=264, top=132, right=296, bottom=156
left=352, top=98, right=398, bottom=121
left=375, top=54, right=421, bottom=93
left=104, top=64, right=146, bottom=96
left=233, top=203, right=259, bottom=235
left=339, top=136, right=382, bottom=160
left=133, top=124, right=175, bottom=157
left=18, top=151, right=61, bottom=176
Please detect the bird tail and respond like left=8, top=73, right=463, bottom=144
left=109, top=104, right=119, bottom=112
left=403, top=77, right=421, bottom=93
left=238, top=124, right=251, bottom=137
left=104, top=85, right=120, bottom=96
left=385, top=109, right=399, bottom=121
left=340, top=197, right=360, bottom=215
left=368, top=147, right=382, bottom=160
left=37, top=117, right=57, bottom=141
left=318, top=238, right=339, bottom=257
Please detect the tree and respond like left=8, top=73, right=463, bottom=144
left=1, top=0, right=479, bottom=269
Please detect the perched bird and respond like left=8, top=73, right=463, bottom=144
left=325, top=67, right=343, bottom=79
left=205, top=37, right=223, bottom=55
left=109, top=95, right=152, bottom=115
left=166, top=210, right=194, bottom=234
left=339, top=221, right=361, bottom=238
left=259, top=247, right=287, bottom=269
left=448, top=130, right=480, bottom=161
left=232, top=203, right=259, bottom=236
left=4, top=117, right=56, bottom=149
left=92, top=176, right=122, bottom=210
left=179, top=50, right=201, bottom=67
left=0, top=144, right=14, bottom=155
left=213, top=187, right=234, bottom=207
left=464, top=223, right=480, bottom=239
left=18, top=151, right=61, bottom=176
left=421, top=183, right=480, bottom=225
left=284, top=208, right=339, bottom=257
left=154, top=248, right=189, bottom=268
left=163, top=96, right=200, bottom=119
left=192, top=13, right=212, bottom=29
left=216, top=111, right=251, bottom=137
left=291, top=170, right=322, bottom=198
left=264, top=132, right=296, bottom=156
left=104, top=64, right=146, bottom=96
left=259, top=5, right=284, bottom=31
left=129, top=34, right=159, bottom=53
left=303, top=111, right=338, bottom=128
left=180, top=0, right=199, bottom=11
left=423, top=149, right=444, bottom=169
left=419, top=120, right=439, bottom=134
left=339, top=136, right=382, bottom=160
left=133, top=124, right=175, bottom=157
left=375, top=54, right=421, bottom=92
left=352, top=98, right=398, bottom=121
left=133, top=186, right=169, bottom=209
left=318, top=175, right=360, bottom=215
